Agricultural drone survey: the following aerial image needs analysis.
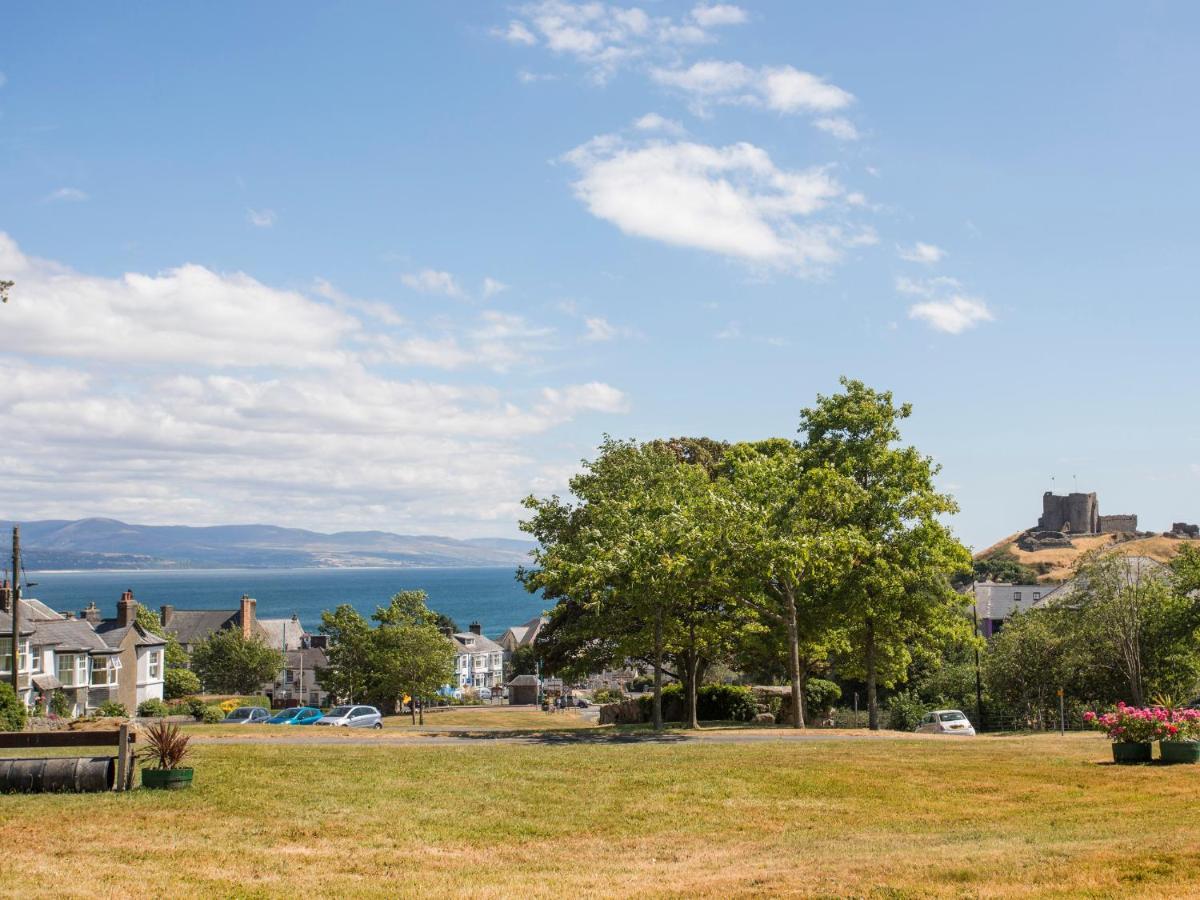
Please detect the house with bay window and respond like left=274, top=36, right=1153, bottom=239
left=451, top=624, right=505, bottom=690
left=0, top=583, right=165, bottom=715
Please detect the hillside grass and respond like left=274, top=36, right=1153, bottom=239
left=2, top=731, right=1199, bottom=897
left=976, top=531, right=1197, bottom=582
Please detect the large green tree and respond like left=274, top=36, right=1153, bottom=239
left=190, top=629, right=285, bottom=695
left=799, top=379, right=973, bottom=730
left=370, top=591, right=455, bottom=723
left=317, top=604, right=376, bottom=704
left=719, top=438, right=864, bottom=728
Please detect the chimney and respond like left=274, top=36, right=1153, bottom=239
left=81, top=602, right=102, bottom=625
left=118, top=589, right=136, bottom=628
left=440, top=626, right=453, bottom=638
left=469, top=621, right=482, bottom=636
left=160, top=604, right=174, bottom=628
left=0, top=579, right=10, bottom=614
left=239, top=594, right=256, bottom=639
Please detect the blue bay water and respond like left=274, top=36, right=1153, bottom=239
left=22, top=567, right=546, bottom=638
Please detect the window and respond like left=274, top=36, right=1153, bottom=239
left=0, top=638, right=11, bottom=674
left=147, top=650, right=161, bottom=680
left=491, top=653, right=501, bottom=668
left=285, top=669, right=294, bottom=684
left=90, top=656, right=122, bottom=687
left=58, top=653, right=87, bottom=687
left=1012, top=592, right=1022, bottom=602
left=1032, top=592, right=1041, bottom=602
left=29, top=645, right=41, bottom=673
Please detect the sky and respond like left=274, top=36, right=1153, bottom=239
left=1, top=2, right=1198, bottom=550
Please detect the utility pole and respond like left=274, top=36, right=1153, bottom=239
left=11, top=526, right=20, bottom=697
left=971, top=601, right=984, bottom=731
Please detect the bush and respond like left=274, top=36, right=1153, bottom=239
left=187, top=698, right=208, bottom=719
left=0, top=682, right=27, bottom=732
left=887, top=689, right=926, bottom=732
left=805, top=679, right=842, bottom=715
left=137, top=698, right=170, bottom=718
left=96, top=700, right=128, bottom=718
left=627, top=674, right=654, bottom=693
left=164, top=668, right=201, bottom=700
left=49, top=688, right=71, bottom=718
left=201, top=705, right=224, bottom=724
left=635, top=683, right=757, bottom=723
left=593, top=687, right=627, bottom=705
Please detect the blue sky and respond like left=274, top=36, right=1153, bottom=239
left=1, top=2, right=1197, bottom=548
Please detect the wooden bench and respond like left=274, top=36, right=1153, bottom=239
left=0, top=724, right=138, bottom=791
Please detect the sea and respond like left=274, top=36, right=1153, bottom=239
left=20, top=567, right=546, bottom=637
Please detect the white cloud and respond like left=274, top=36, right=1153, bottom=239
left=564, top=134, right=870, bottom=273
left=651, top=61, right=853, bottom=117
left=247, top=208, right=276, bottom=227
left=814, top=116, right=860, bottom=141
left=898, top=242, right=945, bottom=264
left=898, top=274, right=993, bottom=334
left=45, top=187, right=88, bottom=203
left=908, top=297, right=993, bottom=334
left=494, top=1, right=743, bottom=81
left=715, top=321, right=741, bottom=339
left=401, top=268, right=466, bottom=298
left=583, top=316, right=618, bottom=341
left=633, top=112, right=685, bottom=135
left=481, top=277, right=508, bottom=299
left=690, top=4, right=748, bottom=27
left=0, top=234, right=630, bottom=537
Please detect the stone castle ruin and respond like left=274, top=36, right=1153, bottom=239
left=1036, top=491, right=1137, bottom=535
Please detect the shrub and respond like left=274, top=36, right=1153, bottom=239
left=805, top=679, right=842, bottom=715
left=593, top=687, right=627, bottom=705
left=186, top=698, right=208, bottom=719
left=49, top=689, right=71, bottom=718
left=137, top=698, right=170, bottom=718
left=887, top=689, right=926, bottom=732
left=96, top=700, right=128, bottom=718
left=201, top=705, right=224, bottom=724
left=0, top=682, right=27, bottom=732
left=697, top=683, right=756, bottom=722
left=164, top=668, right=201, bottom=700
left=627, top=674, right=654, bottom=693
left=138, top=721, right=192, bottom=770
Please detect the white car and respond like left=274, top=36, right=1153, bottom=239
left=316, top=705, right=383, bottom=728
left=916, top=709, right=976, bottom=736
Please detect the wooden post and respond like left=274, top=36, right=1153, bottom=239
left=11, top=526, right=20, bottom=700
left=116, top=723, right=129, bottom=792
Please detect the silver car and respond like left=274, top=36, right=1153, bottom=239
left=915, top=709, right=976, bottom=736
left=316, top=705, right=383, bottom=728
left=224, top=706, right=271, bottom=724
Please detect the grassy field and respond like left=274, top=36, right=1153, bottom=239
left=2, top=728, right=1198, bottom=898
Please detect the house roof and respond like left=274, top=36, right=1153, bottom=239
left=508, top=674, right=540, bottom=686
left=163, top=609, right=242, bottom=645
left=285, top=647, right=328, bottom=669
left=94, top=620, right=167, bottom=649
left=260, top=615, right=306, bottom=652
left=452, top=632, right=503, bottom=654
left=1033, top=556, right=1169, bottom=608
left=25, top=616, right=112, bottom=653
left=499, top=615, right=548, bottom=648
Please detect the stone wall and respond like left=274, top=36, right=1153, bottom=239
left=1098, top=514, right=1138, bottom=533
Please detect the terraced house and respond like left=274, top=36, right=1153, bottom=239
left=0, top=583, right=166, bottom=715
left=451, top=623, right=504, bottom=690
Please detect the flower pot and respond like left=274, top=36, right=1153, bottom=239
left=141, top=767, right=194, bottom=790
left=1160, top=741, right=1200, bottom=764
left=1111, top=742, right=1152, bottom=764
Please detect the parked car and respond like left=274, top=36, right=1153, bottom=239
left=915, top=709, right=976, bottom=736
left=576, top=698, right=590, bottom=708
left=478, top=688, right=492, bottom=701
left=224, top=706, right=271, bottom=724
left=264, top=706, right=324, bottom=726
left=317, top=705, right=383, bottom=728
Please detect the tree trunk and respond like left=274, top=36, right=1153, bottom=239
left=418, top=698, right=424, bottom=726
left=410, top=692, right=416, bottom=725
left=687, top=651, right=700, bottom=730
left=865, top=617, right=879, bottom=731
left=652, top=608, right=664, bottom=731
left=785, top=586, right=805, bottom=729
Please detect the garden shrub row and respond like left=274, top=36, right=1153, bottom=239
left=635, top=683, right=757, bottom=723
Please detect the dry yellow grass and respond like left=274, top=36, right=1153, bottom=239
left=2, top=731, right=1199, bottom=897
left=977, top=531, right=1196, bottom=583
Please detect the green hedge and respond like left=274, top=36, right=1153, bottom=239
left=137, top=698, right=170, bottom=718
left=96, top=700, right=128, bottom=718
left=0, top=683, right=27, bottom=732
left=636, top=683, right=757, bottom=723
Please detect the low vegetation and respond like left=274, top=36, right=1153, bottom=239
left=2, top=732, right=1199, bottom=896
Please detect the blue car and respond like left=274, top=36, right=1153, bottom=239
left=264, top=706, right=324, bottom=725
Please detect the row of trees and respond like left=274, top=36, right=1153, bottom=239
left=520, top=379, right=973, bottom=730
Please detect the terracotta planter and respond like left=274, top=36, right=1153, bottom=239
left=141, top=767, right=194, bottom=790
left=1160, top=741, right=1200, bottom=764
left=1111, top=742, right=1152, bottom=764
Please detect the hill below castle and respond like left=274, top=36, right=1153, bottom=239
left=975, top=531, right=1196, bottom=583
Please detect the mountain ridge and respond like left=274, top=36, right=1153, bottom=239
left=0, top=517, right=536, bottom=571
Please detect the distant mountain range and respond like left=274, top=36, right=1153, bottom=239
left=0, top=518, right=537, bottom=571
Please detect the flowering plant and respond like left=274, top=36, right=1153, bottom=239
left=1083, top=704, right=1200, bottom=743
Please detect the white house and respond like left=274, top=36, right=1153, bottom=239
left=451, top=624, right=505, bottom=690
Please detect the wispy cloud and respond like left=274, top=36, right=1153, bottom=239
left=247, top=208, right=276, bottom=227
left=401, top=268, right=466, bottom=298
left=44, top=187, right=88, bottom=203
left=481, top=277, right=509, bottom=299
left=898, top=242, right=945, bottom=264
left=899, top=275, right=993, bottom=334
